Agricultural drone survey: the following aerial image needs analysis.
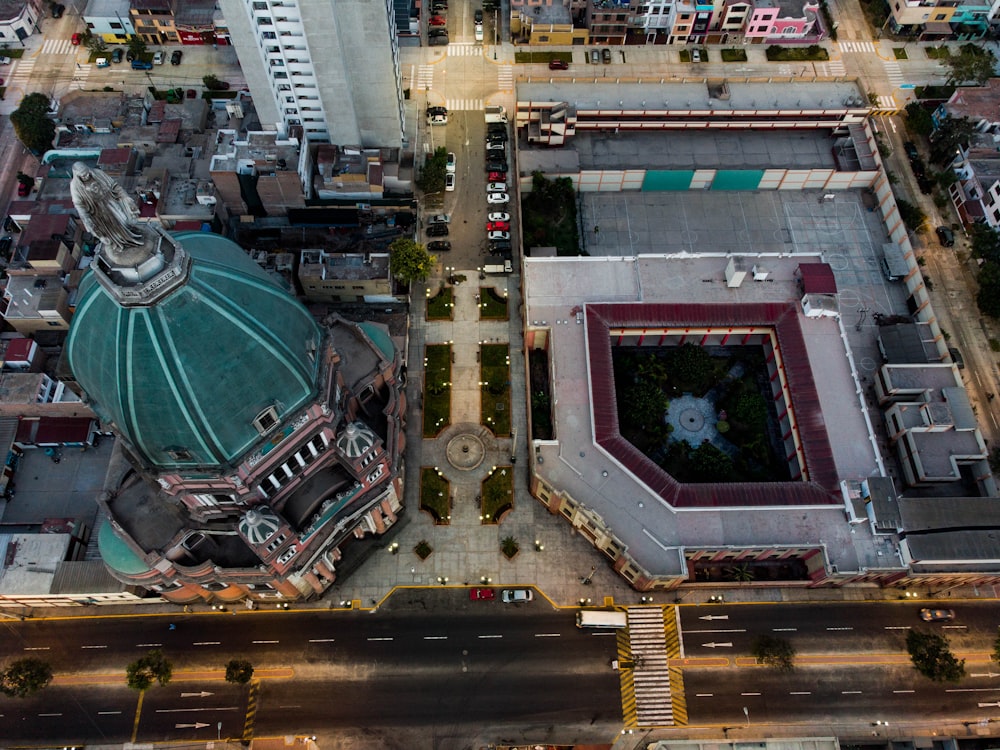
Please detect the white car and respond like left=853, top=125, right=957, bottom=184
left=428, top=214, right=451, bottom=224
left=486, top=142, right=505, bottom=152
left=486, top=182, right=507, bottom=192
left=487, top=192, right=509, bottom=204
left=487, top=231, right=510, bottom=241
left=445, top=173, right=456, bottom=192
left=0, top=56, right=11, bottom=65
left=488, top=212, right=510, bottom=223
left=446, top=152, right=456, bottom=173
left=501, top=588, right=533, bottom=603
left=153, top=50, right=165, bottom=65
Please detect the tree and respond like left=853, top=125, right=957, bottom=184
left=689, top=441, right=733, bottom=482
left=126, top=649, right=173, bottom=690
left=751, top=634, right=795, bottom=672
left=668, top=343, right=714, bottom=391
left=977, top=262, right=1000, bottom=318
left=225, top=658, right=255, bottom=685
left=733, top=392, right=767, bottom=430
left=906, top=630, right=965, bottom=682
left=415, top=147, right=448, bottom=196
left=929, top=116, right=975, bottom=167
left=10, top=93, right=56, bottom=156
left=127, top=36, right=148, bottom=62
left=944, top=43, right=997, bottom=86
left=992, top=627, right=1000, bottom=664
left=84, top=32, right=107, bottom=55
left=203, top=74, right=227, bottom=91
left=970, top=224, right=1000, bottom=264
left=623, top=381, right=668, bottom=429
left=0, top=658, right=53, bottom=698
left=895, top=197, right=926, bottom=233
left=904, top=102, right=934, bottom=138
left=388, top=238, right=435, bottom=284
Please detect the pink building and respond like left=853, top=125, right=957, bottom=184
left=744, top=0, right=820, bottom=40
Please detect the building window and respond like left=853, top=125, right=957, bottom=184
left=167, top=448, right=193, bottom=461
left=253, top=406, right=280, bottom=435
left=252, top=1, right=268, bottom=8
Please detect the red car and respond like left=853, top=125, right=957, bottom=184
left=548, top=59, right=569, bottom=70
left=71, top=32, right=82, bottom=45
left=469, top=587, right=495, bottom=601
left=17, top=181, right=30, bottom=197
left=488, top=171, right=506, bottom=182
left=487, top=221, right=510, bottom=232
left=429, top=15, right=447, bottom=26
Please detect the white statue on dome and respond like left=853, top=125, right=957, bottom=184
left=70, top=162, right=152, bottom=265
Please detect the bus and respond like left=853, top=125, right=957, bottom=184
left=576, top=609, right=627, bottom=629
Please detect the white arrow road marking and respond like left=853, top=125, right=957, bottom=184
left=175, top=723, right=211, bottom=729
left=698, top=615, right=729, bottom=621
left=971, top=673, right=1000, bottom=678
left=181, top=692, right=214, bottom=698
left=979, top=702, right=1000, bottom=708
left=702, top=642, right=733, bottom=648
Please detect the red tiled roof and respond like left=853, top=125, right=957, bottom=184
left=16, top=417, right=95, bottom=444
left=585, top=302, right=839, bottom=508
left=798, top=263, right=837, bottom=295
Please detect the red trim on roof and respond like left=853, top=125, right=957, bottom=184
left=16, top=417, right=95, bottom=444
left=798, top=263, right=838, bottom=295
left=4, top=338, right=33, bottom=361
left=586, top=302, right=839, bottom=508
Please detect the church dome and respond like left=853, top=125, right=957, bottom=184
left=66, top=231, right=322, bottom=471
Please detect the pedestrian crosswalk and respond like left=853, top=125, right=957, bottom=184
left=884, top=60, right=905, bottom=87
left=619, top=606, right=675, bottom=728
left=497, top=64, right=513, bottom=90
left=445, top=98, right=483, bottom=111
left=41, top=38, right=76, bottom=55
left=69, top=65, right=94, bottom=90
left=873, top=93, right=899, bottom=113
left=839, top=40, right=877, bottom=53
left=416, top=64, right=434, bottom=90
left=6, top=58, right=34, bottom=88
left=817, top=60, right=846, bottom=77
left=447, top=43, right=481, bottom=57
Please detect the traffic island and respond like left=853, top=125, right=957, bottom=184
left=420, top=467, right=451, bottom=525
left=481, top=465, right=514, bottom=524
left=480, top=343, right=511, bottom=436
left=423, top=343, right=451, bottom=437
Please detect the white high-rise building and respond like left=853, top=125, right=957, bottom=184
left=219, top=0, right=405, bottom=147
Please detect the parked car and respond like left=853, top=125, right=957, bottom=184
left=904, top=141, right=919, bottom=160
left=488, top=171, right=506, bottom=182
left=486, top=182, right=507, bottom=192
left=487, top=221, right=510, bottom=232
left=590, top=49, right=600, bottom=64
left=17, top=182, right=30, bottom=197
left=51, top=4, right=66, bottom=18
left=171, top=50, right=183, bottom=65
left=429, top=34, right=449, bottom=46
left=131, top=59, right=153, bottom=70
left=427, top=240, right=452, bottom=253
left=486, top=142, right=505, bottom=153
left=0, top=57, right=11, bottom=65
left=429, top=28, right=449, bottom=37
left=548, top=59, right=569, bottom=70
left=488, top=212, right=510, bottom=223
left=446, top=152, right=456, bottom=173
left=469, top=587, right=494, bottom=600
left=474, top=25, right=484, bottom=41
left=428, top=213, right=451, bottom=224
left=490, top=239, right=512, bottom=254
left=936, top=226, right=955, bottom=247
left=691, top=49, right=702, bottom=63
left=433, top=2, right=448, bottom=10
left=948, top=347, right=965, bottom=370
left=487, top=192, right=509, bottom=204
left=71, top=32, right=81, bottom=45
left=429, top=15, right=447, bottom=26
left=501, top=588, right=533, bottom=603
left=126, top=49, right=135, bottom=62
left=487, top=230, right=510, bottom=241
left=920, top=608, right=955, bottom=622
left=0, top=236, right=12, bottom=254
left=427, top=223, right=449, bottom=237
left=153, top=50, right=165, bottom=65
left=601, top=48, right=611, bottom=64
left=474, top=8, right=483, bottom=22
left=486, top=159, right=507, bottom=172
left=445, top=173, right=456, bottom=192
left=96, top=57, right=109, bottom=68
left=111, top=48, right=123, bottom=63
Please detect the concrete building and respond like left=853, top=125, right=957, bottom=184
left=216, top=0, right=405, bottom=147
left=0, top=0, right=43, bottom=47
left=298, top=250, right=396, bottom=304
left=82, top=0, right=137, bottom=43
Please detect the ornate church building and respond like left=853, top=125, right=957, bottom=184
left=65, top=168, right=406, bottom=602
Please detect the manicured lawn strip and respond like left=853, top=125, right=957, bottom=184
left=420, top=467, right=451, bottom=524
left=423, top=343, right=451, bottom=437
left=479, top=286, right=508, bottom=320
left=481, top=466, right=514, bottom=524
left=925, top=46, right=951, bottom=60
left=721, top=49, right=747, bottom=62
left=893, top=47, right=907, bottom=60
left=480, top=343, right=511, bottom=436
left=427, top=286, right=454, bottom=321
left=514, top=51, right=564, bottom=64
left=765, top=45, right=829, bottom=61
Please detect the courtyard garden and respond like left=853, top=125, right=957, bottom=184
left=612, top=343, right=790, bottom=483
left=419, top=467, right=451, bottom=525
left=423, top=343, right=451, bottom=438
left=426, top=285, right=454, bottom=321
left=480, top=343, right=511, bottom=436
left=479, top=287, right=508, bottom=320
left=481, top=465, right=514, bottom=524
left=521, top=172, right=580, bottom=256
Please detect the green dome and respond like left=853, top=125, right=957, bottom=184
left=66, top=231, right=322, bottom=471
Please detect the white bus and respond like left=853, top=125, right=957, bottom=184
left=576, top=609, right=627, bottom=629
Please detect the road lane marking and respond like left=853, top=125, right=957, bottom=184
left=695, top=693, right=714, bottom=697
left=23, top=647, right=49, bottom=651
left=423, top=636, right=448, bottom=640
left=478, top=634, right=503, bottom=639
left=252, top=640, right=280, bottom=644
left=193, top=641, right=221, bottom=646
left=81, top=645, right=107, bottom=649
left=367, top=637, right=393, bottom=641
left=946, top=687, right=999, bottom=692
left=98, top=711, right=123, bottom=715
left=136, top=643, right=162, bottom=647
left=893, top=690, right=915, bottom=694
left=790, top=691, right=811, bottom=695
left=590, top=631, right=616, bottom=636
left=308, top=638, right=335, bottom=643
left=842, top=691, right=863, bottom=694
left=685, top=629, right=747, bottom=634
left=826, top=627, right=853, bottom=631
left=884, top=626, right=911, bottom=630
left=39, top=713, right=63, bottom=717
left=740, top=692, right=761, bottom=696
left=156, top=707, right=240, bottom=713
left=535, top=633, right=561, bottom=637
left=772, top=628, right=797, bottom=632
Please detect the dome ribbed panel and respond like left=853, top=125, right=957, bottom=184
left=66, top=232, right=322, bottom=472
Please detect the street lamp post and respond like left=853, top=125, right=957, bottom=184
left=743, top=706, right=750, bottom=727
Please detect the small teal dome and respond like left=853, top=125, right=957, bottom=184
left=66, top=231, right=322, bottom=471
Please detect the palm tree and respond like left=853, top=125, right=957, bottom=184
left=725, top=563, right=755, bottom=583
